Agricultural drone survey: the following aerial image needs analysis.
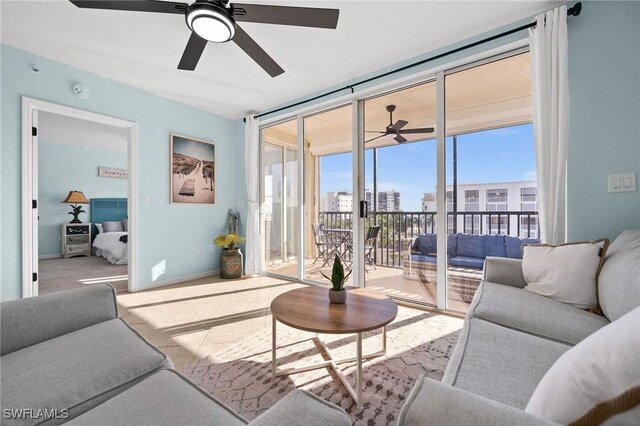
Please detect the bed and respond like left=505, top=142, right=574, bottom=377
left=90, top=198, right=128, bottom=265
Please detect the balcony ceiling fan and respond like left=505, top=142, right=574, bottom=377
left=365, top=105, right=434, bottom=144
left=68, top=0, right=340, bottom=77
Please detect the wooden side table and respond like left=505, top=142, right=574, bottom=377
left=62, top=223, right=92, bottom=258
left=270, top=286, right=397, bottom=408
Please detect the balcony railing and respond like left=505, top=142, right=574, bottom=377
left=319, top=210, right=539, bottom=268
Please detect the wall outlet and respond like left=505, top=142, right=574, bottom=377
left=608, top=173, right=637, bottom=193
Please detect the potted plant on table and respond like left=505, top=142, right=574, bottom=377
left=321, top=255, right=352, bottom=304
left=214, top=233, right=246, bottom=279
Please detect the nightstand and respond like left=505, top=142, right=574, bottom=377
left=62, top=223, right=92, bottom=258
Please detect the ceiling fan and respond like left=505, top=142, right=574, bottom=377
left=68, top=0, right=340, bottom=77
left=365, top=105, right=434, bottom=144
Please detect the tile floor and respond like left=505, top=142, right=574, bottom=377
left=119, top=274, right=306, bottom=369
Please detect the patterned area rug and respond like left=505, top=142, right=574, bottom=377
left=181, top=308, right=462, bottom=425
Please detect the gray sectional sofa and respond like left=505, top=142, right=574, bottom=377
left=0, top=285, right=351, bottom=426
left=398, top=229, right=640, bottom=425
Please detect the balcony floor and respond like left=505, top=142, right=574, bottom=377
left=264, top=258, right=470, bottom=312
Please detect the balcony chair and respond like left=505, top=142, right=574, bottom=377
left=343, top=225, right=380, bottom=272
left=311, top=223, right=331, bottom=266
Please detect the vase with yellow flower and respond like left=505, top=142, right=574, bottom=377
left=214, top=233, right=246, bottom=279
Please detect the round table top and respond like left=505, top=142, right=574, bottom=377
left=270, top=286, right=398, bottom=334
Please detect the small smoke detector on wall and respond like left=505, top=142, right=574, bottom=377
left=29, top=64, right=40, bottom=73
left=72, top=84, right=90, bottom=99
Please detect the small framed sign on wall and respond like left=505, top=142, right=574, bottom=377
left=98, top=167, right=128, bottom=179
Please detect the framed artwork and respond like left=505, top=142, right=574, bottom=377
left=170, top=133, right=215, bottom=204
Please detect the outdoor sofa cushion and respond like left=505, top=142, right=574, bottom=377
left=412, top=234, right=458, bottom=257
left=66, top=370, right=248, bottom=426
left=442, top=317, right=570, bottom=409
left=469, top=281, right=610, bottom=345
left=456, top=234, right=506, bottom=258
left=448, top=255, right=485, bottom=269
left=1, top=318, right=171, bottom=425
left=505, top=235, right=539, bottom=259
left=410, top=254, right=437, bottom=264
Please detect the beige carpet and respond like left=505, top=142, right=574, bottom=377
left=181, top=307, right=462, bottom=425
left=39, top=256, right=128, bottom=295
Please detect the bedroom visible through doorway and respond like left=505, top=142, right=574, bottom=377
left=22, top=98, right=136, bottom=297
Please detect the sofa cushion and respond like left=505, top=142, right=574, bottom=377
left=598, top=230, right=640, bottom=322
left=65, top=370, right=247, bottom=426
left=410, top=254, right=437, bottom=264
left=469, top=282, right=610, bottom=345
left=525, top=307, right=640, bottom=425
left=505, top=236, right=539, bottom=259
left=448, top=256, right=485, bottom=269
left=447, top=234, right=458, bottom=257
left=457, top=234, right=506, bottom=259
left=1, top=318, right=170, bottom=425
left=415, top=234, right=437, bottom=256
left=442, top=317, right=570, bottom=409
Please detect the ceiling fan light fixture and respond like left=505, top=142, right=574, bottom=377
left=186, top=2, right=235, bottom=43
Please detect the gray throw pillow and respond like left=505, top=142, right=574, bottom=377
left=122, top=219, right=128, bottom=232
left=102, top=221, right=125, bottom=233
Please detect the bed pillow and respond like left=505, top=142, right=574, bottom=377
left=525, top=307, right=640, bottom=425
left=522, top=239, right=609, bottom=310
left=102, top=221, right=125, bottom=233
left=122, top=219, right=128, bottom=232
left=95, top=223, right=103, bottom=234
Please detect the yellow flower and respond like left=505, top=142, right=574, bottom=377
left=214, top=233, right=245, bottom=249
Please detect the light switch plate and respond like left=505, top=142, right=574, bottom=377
left=608, top=173, right=636, bottom=193
left=141, top=195, right=150, bottom=206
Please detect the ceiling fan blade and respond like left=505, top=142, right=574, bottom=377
left=395, top=135, right=408, bottom=144
left=366, top=134, right=389, bottom=144
left=233, top=26, right=284, bottom=77
left=69, top=0, right=187, bottom=14
left=398, top=127, right=435, bottom=134
left=365, top=131, right=386, bottom=134
left=178, top=33, right=208, bottom=71
left=391, top=120, right=408, bottom=131
left=232, top=4, right=339, bottom=29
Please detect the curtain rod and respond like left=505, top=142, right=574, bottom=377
left=250, top=2, right=581, bottom=121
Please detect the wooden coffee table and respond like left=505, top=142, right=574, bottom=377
left=270, top=286, right=398, bottom=408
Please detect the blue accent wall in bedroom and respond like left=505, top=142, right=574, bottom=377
left=38, top=142, right=127, bottom=257
left=1, top=44, right=240, bottom=300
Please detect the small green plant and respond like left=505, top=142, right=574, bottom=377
left=68, top=205, right=86, bottom=222
left=321, top=255, right=352, bottom=292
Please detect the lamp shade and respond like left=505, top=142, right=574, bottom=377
left=62, top=190, right=89, bottom=204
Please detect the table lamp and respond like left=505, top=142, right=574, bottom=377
left=62, top=190, right=89, bottom=223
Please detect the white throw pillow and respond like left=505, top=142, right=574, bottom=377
left=95, top=223, right=103, bottom=234
left=526, top=307, right=640, bottom=425
left=522, top=239, right=609, bottom=309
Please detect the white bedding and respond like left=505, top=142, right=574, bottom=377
left=93, top=231, right=128, bottom=265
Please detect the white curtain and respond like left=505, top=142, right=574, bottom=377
left=244, top=115, right=262, bottom=275
left=529, top=5, right=569, bottom=244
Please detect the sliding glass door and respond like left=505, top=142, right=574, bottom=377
left=259, top=48, right=535, bottom=311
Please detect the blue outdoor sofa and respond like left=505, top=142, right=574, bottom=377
left=403, top=233, right=539, bottom=302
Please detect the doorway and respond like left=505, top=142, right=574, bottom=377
left=22, top=97, right=137, bottom=297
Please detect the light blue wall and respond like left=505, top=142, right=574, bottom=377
left=566, top=1, right=640, bottom=241
left=1, top=44, right=241, bottom=300
left=38, top=142, right=127, bottom=257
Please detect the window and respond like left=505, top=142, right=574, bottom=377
left=446, top=190, right=453, bottom=212
left=486, top=215, right=508, bottom=235
left=486, top=188, right=507, bottom=211
left=521, top=187, right=537, bottom=211
left=463, top=215, right=480, bottom=234
left=465, top=190, right=479, bottom=211
left=520, top=216, right=538, bottom=239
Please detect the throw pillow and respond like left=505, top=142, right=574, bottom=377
left=522, top=239, right=609, bottom=309
left=102, top=221, right=125, bottom=233
left=525, top=307, right=640, bottom=425
left=95, top=223, right=103, bottom=234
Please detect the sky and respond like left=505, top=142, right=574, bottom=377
left=173, top=136, right=215, bottom=162
left=320, top=123, right=536, bottom=212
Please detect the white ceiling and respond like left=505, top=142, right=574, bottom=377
left=39, top=111, right=129, bottom=152
left=1, top=0, right=560, bottom=120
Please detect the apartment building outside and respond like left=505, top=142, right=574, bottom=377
left=423, top=180, right=538, bottom=238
